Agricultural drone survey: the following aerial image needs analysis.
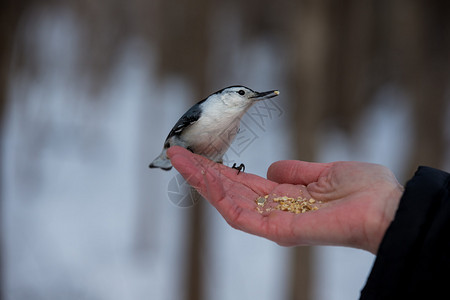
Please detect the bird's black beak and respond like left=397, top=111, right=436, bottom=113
left=250, top=90, right=280, bottom=101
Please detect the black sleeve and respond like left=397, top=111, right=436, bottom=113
left=360, top=166, right=450, bottom=300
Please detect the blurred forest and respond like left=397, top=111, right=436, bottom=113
left=1, top=0, right=449, bottom=300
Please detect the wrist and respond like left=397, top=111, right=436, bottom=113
left=366, top=183, right=404, bottom=254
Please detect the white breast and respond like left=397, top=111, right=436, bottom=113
left=180, top=95, right=251, bottom=162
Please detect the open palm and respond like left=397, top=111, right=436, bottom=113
left=167, top=146, right=403, bottom=254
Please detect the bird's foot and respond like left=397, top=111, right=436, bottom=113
left=231, top=163, right=245, bottom=174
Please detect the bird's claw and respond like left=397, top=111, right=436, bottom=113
left=231, top=163, right=245, bottom=174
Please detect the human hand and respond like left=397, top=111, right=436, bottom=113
left=167, top=146, right=403, bottom=254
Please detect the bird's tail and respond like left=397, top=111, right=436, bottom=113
left=149, top=149, right=172, bottom=170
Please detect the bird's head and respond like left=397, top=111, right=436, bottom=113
left=216, top=86, right=279, bottom=108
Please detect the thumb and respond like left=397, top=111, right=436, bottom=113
left=267, top=160, right=331, bottom=185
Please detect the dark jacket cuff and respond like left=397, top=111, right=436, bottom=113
left=360, top=166, right=450, bottom=299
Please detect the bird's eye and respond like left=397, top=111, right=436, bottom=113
left=238, top=90, right=245, bottom=95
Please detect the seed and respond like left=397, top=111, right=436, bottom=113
left=256, top=196, right=266, bottom=206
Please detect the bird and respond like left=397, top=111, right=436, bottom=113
left=149, top=85, right=280, bottom=172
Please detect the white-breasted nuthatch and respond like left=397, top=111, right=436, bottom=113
left=149, top=86, right=279, bottom=172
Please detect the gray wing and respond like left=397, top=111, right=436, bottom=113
left=163, top=99, right=205, bottom=148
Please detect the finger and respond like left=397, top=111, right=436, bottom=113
left=267, top=160, right=331, bottom=185
left=167, top=146, right=215, bottom=197
left=168, top=146, right=239, bottom=178
left=168, top=146, right=277, bottom=195
left=168, top=147, right=263, bottom=227
left=200, top=165, right=293, bottom=240
left=169, top=147, right=279, bottom=232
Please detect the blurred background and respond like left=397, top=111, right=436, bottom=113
left=1, top=0, right=449, bottom=299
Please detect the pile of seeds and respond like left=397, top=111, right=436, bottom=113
left=255, top=194, right=320, bottom=214
left=273, top=196, right=318, bottom=214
